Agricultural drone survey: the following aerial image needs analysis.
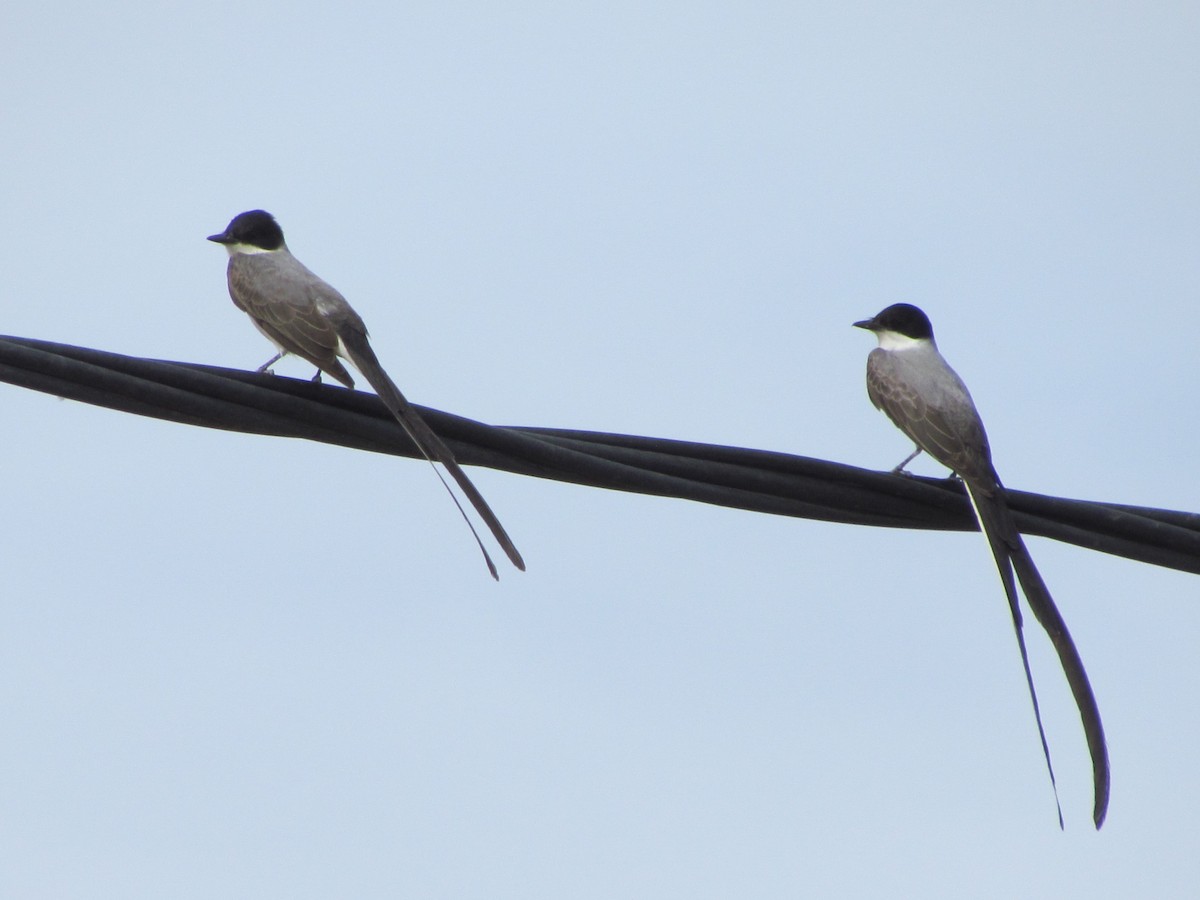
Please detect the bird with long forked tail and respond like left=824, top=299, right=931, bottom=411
left=208, top=209, right=524, bottom=580
left=854, top=302, right=1108, bottom=829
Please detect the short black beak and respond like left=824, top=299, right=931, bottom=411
left=852, top=317, right=876, bottom=330
left=207, top=231, right=233, bottom=244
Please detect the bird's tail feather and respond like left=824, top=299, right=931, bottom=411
left=340, top=332, right=525, bottom=577
left=1007, top=540, right=1110, bottom=828
left=963, top=482, right=1064, bottom=829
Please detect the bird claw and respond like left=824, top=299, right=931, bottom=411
left=256, top=352, right=283, bottom=375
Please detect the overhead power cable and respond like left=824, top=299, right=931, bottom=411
left=2, top=334, right=1197, bottom=576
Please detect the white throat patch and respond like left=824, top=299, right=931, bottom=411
left=876, top=329, right=928, bottom=352
left=222, top=242, right=279, bottom=257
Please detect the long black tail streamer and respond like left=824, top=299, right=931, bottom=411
left=2, top=334, right=1197, bottom=575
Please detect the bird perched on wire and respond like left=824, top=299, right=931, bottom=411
left=854, top=302, right=1107, bottom=829
left=208, top=209, right=524, bottom=580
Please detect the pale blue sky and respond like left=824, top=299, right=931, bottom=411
left=2, top=3, right=1198, bottom=897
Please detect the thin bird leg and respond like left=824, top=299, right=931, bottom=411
left=892, top=444, right=923, bottom=474
left=256, top=352, right=284, bottom=374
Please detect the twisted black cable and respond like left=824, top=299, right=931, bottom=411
left=2, top=334, right=1197, bottom=575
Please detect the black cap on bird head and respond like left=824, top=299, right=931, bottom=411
left=853, top=303, right=935, bottom=340
left=207, top=210, right=285, bottom=250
